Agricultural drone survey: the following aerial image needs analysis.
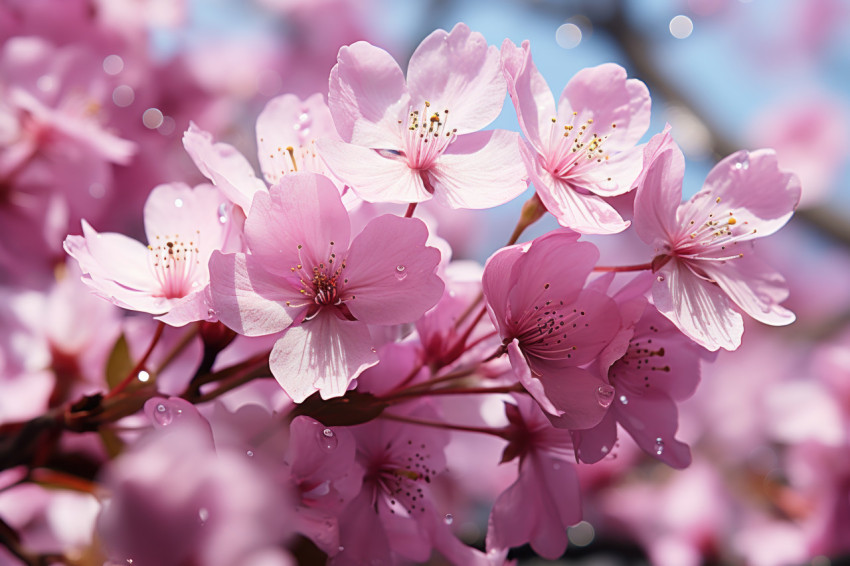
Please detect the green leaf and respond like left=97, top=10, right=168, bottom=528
left=105, top=334, right=133, bottom=390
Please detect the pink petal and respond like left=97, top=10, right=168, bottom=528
left=560, top=63, right=651, bottom=149
left=574, top=144, right=646, bottom=197
left=523, top=144, right=629, bottom=234
left=256, top=93, right=337, bottom=184
left=245, top=173, right=351, bottom=277
left=652, top=261, right=744, bottom=351
left=503, top=230, right=594, bottom=317
left=155, top=288, right=212, bottom=327
left=508, top=339, right=559, bottom=415
left=428, top=130, right=528, bottom=209
left=612, top=390, right=692, bottom=469
left=329, top=41, right=408, bottom=148
left=143, top=183, right=229, bottom=262
left=208, top=251, right=298, bottom=336
left=536, top=364, right=609, bottom=430
left=500, top=39, right=556, bottom=155
left=182, top=122, right=267, bottom=212
left=572, top=410, right=618, bottom=464
left=269, top=316, right=378, bottom=402
left=700, top=149, right=801, bottom=238
left=487, top=452, right=580, bottom=559
left=407, top=23, right=505, bottom=134
left=701, top=252, right=795, bottom=326
left=633, top=141, right=686, bottom=245
left=317, top=138, right=430, bottom=203
left=342, top=215, right=444, bottom=325
left=482, top=244, right=527, bottom=335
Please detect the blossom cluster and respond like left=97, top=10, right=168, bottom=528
left=0, top=6, right=816, bottom=566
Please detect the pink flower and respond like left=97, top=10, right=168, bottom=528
left=208, top=172, right=444, bottom=402
left=487, top=395, right=582, bottom=559
left=318, top=23, right=527, bottom=209
left=573, top=282, right=709, bottom=469
left=634, top=132, right=801, bottom=351
left=501, top=40, right=650, bottom=234
left=482, top=229, right=620, bottom=429
left=63, top=182, right=235, bottom=326
left=183, top=92, right=347, bottom=214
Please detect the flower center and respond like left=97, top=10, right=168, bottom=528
left=261, top=142, right=325, bottom=185
left=544, top=112, right=616, bottom=182
left=288, top=241, right=356, bottom=320
left=148, top=232, right=202, bottom=299
left=609, top=326, right=670, bottom=396
left=673, top=193, right=757, bottom=261
left=511, top=285, right=587, bottom=362
left=397, top=101, right=457, bottom=170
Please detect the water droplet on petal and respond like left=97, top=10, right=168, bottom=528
left=338, top=546, right=344, bottom=552
left=206, top=308, right=216, bottom=320
left=217, top=202, right=228, bottom=224
left=618, top=394, right=629, bottom=406
left=596, top=384, right=615, bottom=408
left=198, top=507, right=209, bottom=525
left=656, top=275, right=665, bottom=282
left=318, top=427, right=338, bottom=450
left=299, top=112, right=310, bottom=122
left=137, top=370, right=150, bottom=383
left=735, top=156, right=750, bottom=170
left=126, top=560, right=134, bottom=565
left=174, top=198, right=184, bottom=208
left=444, top=514, right=453, bottom=525
left=395, top=265, right=407, bottom=281
left=601, top=446, right=609, bottom=454
left=246, top=450, right=254, bottom=458
left=655, top=437, right=665, bottom=455
left=153, top=402, right=173, bottom=426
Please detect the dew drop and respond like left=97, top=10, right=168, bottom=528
left=618, top=394, right=629, bottom=406
left=216, top=202, right=228, bottom=224
left=444, top=514, right=454, bottom=525
left=153, top=402, right=173, bottom=426
left=206, top=308, right=216, bottom=320
left=198, top=507, right=209, bottom=525
left=735, top=157, right=750, bottom=170
left=299, top=112, right=310, bottom=122
left=655, top=437, right=665, bottom=455
left=338, top=546, right=344, bottom=552
left=174, top=198, right=184, bottom=208
left=126, top=560, right=134, bottom=565
left=318, top=427, right=338, bottom=450
left=137, top=370, right=150, bottom=383
left=656, top=275, right=665, bottom=282
left=596, top=384, right=615, bottom=408
left=601, top=446, right=609, bottom=454
left=395, top=265, right=407, bottom=281
left=246, top=450, right=254, bottom=458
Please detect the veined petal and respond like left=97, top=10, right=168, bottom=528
left=182, top=123, right=266, bottom=213
left=269, top=316, right=378, bottom=403
left=343, top=215, right=443, bottom=325
left=508, top=339, right=559, bottom=416
left=526, top=151, right=628, bottom=234
left=500, top=39, right=556, bottom=155
left=560, top=63, right=651, bottom=149
left=407, top=23, right=505, bottom=134
left=329, top=41, right=408, bottom=148
left=245, top=173, right=351, bottom=276
left=701, top=253, right=795, bottom=326
left=208, top=251, right=298, bottom=336
left=256, top=93, right=337, bottom=184
left=482, top=244, right=527, bottom=337
left=633, top=141, right=686, bottom=245
left=699, top=149, right=801, bottom=239
left=612, top=390, right=692, bottom=469
left=428, top=130, right=528, bottom=209
left=572, top=410, right=618, bottom=464
left=317, top=138, right=431, bottom=204
left=652, top=261, right=743, bottom=351
left=536, top=364, right=609, bottom=430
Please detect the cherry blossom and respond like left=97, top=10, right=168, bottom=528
left=501, top=39, right=650, bottom=234
left=208, top=172, right=444, bottom=402
left=318, top=22, right=527, bottom=208
left=482, top=229, right=620, bottom=429
left=64, top=182, right=235, bottom=326
left=634, top=132, right=801, bottom=350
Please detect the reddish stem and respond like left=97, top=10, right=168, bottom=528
left=105, top=321, right=165, bottom=399
left=593, top=262, right=653, bottom=273
left=381, top=413, right=511, bottom=440
left=404, top=202, right=417, bottom=218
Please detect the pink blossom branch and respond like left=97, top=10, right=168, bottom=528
left=381, top=412, right=511, bottom=440
left=105, top=321, right=165, bottom=400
